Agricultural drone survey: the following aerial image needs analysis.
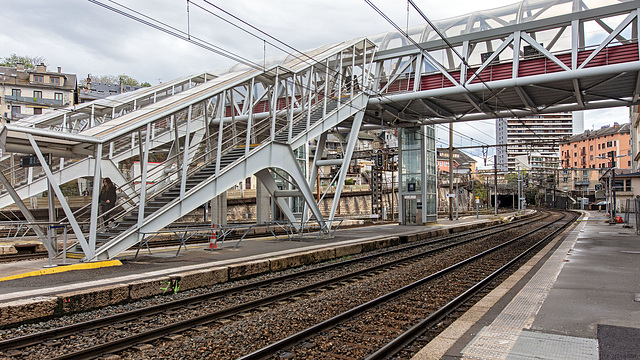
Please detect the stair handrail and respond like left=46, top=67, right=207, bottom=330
left=70, top=110, right=257, bottom=228
left=92, top=94, right=294, bottom=231
left=64, top=62, right=353, bottom=233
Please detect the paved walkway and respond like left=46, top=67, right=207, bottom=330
left=414, top=210, right=640, bottom=359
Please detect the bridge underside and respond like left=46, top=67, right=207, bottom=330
left=370, top=58, right=640, bottom=124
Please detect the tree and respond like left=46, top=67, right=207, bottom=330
left=81, top=74, right=148, bottom=87
left=472, top=179, right=487, bottom=204
left=0, top=54, right=47, bottom=69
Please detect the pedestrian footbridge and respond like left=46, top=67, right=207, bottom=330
left=0, top=0, right=637, bottom=261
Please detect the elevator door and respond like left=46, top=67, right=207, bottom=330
left=404, top=198, right=417, bottom=225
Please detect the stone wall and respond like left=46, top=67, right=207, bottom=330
left=182, top=190, right=399, bottom=223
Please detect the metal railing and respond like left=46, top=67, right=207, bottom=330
left=4, top=95, right=64, bottom=106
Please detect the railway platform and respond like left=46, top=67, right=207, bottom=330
left=417, top=210, right=640, bottom=360
left=0, top=212, right=515, bottom=302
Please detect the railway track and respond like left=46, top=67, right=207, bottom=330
left=0, top=211, right=576, bottom=359
left=242, top=211, right=574, bottom=359
left=0, top=253, right=48, bottom=263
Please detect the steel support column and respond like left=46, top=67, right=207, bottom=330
left=0, top=170, right=50, bottom=253
left=255, top=169, right=298, bottom=226
left=329, top=111, right=364, bottom=222
left=27, top=134, right=93, bottom=259
left=137, top=124, right=151, bottom=227
left=304, top=132, right=327, bottom=223
left=89, top=143, right=102, bottom=250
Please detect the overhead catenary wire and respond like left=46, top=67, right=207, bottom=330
left=192, top=0, right=495, bottom=150
left=407, top=0, right=553, bottom=144
left=2, top=0, right=488, bottom=159
left=82, top=0, right=496, bottom=154
left=89, top=0, right=263, bottom=70
left=174, top=1, right=474, bottom=135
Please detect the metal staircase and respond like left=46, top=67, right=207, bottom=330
left=0, top=38, right=375, bottom=261
left=92, top=147, right=246, bottom=246
left=17, top=40, right=375, bottom=261
left=88, top=90, right=369, bottom=260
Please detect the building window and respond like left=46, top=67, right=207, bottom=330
left=590, top=155, right=593, bottom=161
left=54, top=93, right=63, bottom=101
left=33, top=108, right=42, bottom=115
left=11, top=106, right=21, bottom=117
left=590, top=145, right=593, bottom=151
left=11, top=89, right=21, bottom=97
left=613, top=140, right=616, bottom=146
left=50, top=77, right=60, bottom=85
left=33, top=75, right=44, bottom=83
left=33, top=91, right=42, bottom=99
left=574, top=162, right=577, bottom=166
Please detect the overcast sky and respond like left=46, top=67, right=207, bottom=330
left=0, top=0, right=630, bottom=157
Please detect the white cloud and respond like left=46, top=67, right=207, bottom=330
left=583, top=108, right=630, bottom=131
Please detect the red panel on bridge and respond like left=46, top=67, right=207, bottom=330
left=391, top=43, right=638, bottom=93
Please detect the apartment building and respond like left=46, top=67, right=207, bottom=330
left=496, top=112, right=577, bottom=182
left=77, top=75, right=140, bottom=103
left=631, top=106, right=639, bottom=172
left=558, top=122, right=631, bottom=193
left=0, top=63, right=76, bottom=122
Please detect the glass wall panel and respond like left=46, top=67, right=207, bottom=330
left=402, top=127, right=421, bottom=149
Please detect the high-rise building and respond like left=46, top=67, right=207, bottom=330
left=496, top=112, right=576, bottom=183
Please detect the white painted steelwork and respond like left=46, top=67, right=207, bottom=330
left=0, top=0, right=637, bottom=260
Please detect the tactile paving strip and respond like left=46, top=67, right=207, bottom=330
left=460, top=220, right=591, bottom=359
left=507, top=330, right=597, bottom=360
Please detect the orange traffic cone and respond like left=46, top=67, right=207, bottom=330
left=209, top=224, right=217, bottom=249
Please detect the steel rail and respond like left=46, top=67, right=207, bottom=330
left=238, top=211, right=570, bottom=360
left=0, top=213, right=542, bottom=356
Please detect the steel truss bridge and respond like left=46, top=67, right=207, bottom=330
left=0, top=0, right=637, bottom=261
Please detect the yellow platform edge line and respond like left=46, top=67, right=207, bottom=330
left=0, top=260, right=122, bottom=282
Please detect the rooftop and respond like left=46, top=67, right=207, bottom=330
left=0, top=64, right=76, bottom=91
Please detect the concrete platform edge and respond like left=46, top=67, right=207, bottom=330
left=0, top=260, right=123, bottom=282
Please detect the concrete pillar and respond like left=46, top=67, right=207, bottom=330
left=211, top=192, right=227, bottom=226
left=256, top=178, right=270, bottom=224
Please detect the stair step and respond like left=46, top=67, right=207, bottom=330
left=82, top=100, right=345, bottom=241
